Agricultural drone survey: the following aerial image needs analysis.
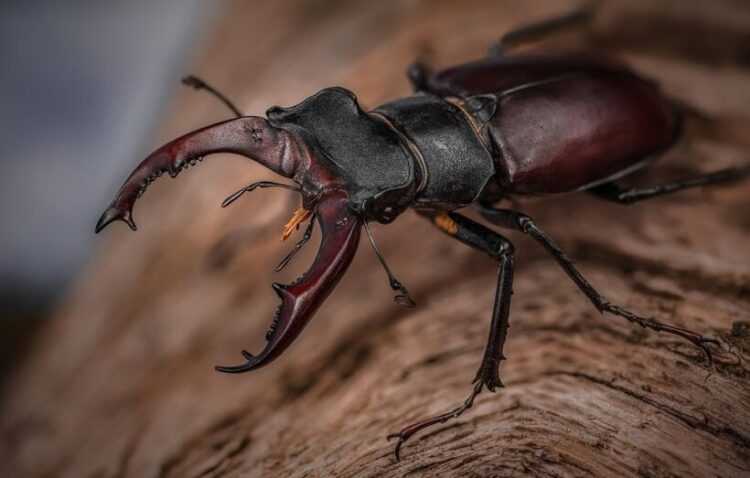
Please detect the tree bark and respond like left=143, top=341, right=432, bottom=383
left=3, top=1, right=750, bottom=477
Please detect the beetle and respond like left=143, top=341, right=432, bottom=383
left=95, top=5, right=748, bottom=460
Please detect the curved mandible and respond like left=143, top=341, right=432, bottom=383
left=216, top=190, right=361, bottom=373
left=95, top=116, right=301, bottom=233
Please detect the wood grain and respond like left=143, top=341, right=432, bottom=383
left=2, top=1, right=749, bottom=477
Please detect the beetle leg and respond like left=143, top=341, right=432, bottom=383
left=182, top=75, right=243, bottom=118
left=589, top=166, right=750, bottom=204
left=488, top=1, right=598, bottom=56
left=476, top=205, right=719, bottom=363
left=388, top=211, right=514, bottom=460
left=388, top=381, right=483, bottom=462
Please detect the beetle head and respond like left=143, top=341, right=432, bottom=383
left=96, top=113, right=360, bottom=374
left=267, top=87, right=417, bottom=223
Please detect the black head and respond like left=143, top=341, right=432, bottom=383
left=267, top=87, right=417, bottom=223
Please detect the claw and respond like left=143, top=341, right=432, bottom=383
left=386, top=381, right=483, bottom=461
left=692, top=336, right=720, bottom=367
left=386, top=433, right=406, bottom=462
left=215, top=191, right=361, bottom=373
left=95, top=206, right=136, bottom=233
left=390, top=279, right=416, bottom=308
left=603, top=303, right=720, bottom=366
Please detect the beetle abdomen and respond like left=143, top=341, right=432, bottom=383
left=488, top=72, right=677, bottom=194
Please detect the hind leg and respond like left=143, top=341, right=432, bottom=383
left=590, top=166, right=750, bottom=204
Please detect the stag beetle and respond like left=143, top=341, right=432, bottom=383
left=95, top=4, right=749, bottom=460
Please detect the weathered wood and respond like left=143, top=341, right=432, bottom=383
left=2, top=1, right=749, bottom=477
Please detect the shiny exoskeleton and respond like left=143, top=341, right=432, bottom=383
left=95, top=6, right=749, bottom=460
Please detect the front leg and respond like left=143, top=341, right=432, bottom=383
left=388, top=210, right=515, bottom=460
left=476, top=204, right=718, bottom=362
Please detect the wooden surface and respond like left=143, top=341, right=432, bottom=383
left=2, top=1, right=750, bottom=477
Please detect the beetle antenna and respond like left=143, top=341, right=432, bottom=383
left=182, top=75, right=243, bottom=118
left=222, top=181, right=300, bottom=208
left=275, top=214, right=316, bottom=272
left=363, top=221, right=415, bottom=308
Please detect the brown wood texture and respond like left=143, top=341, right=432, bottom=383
left=2, top=1, right=750, bottom=477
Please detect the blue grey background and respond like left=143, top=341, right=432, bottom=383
left=0, top=0, right=216, bottom=313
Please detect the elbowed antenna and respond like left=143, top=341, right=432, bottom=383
left=95, top=116, right=303, bottom=233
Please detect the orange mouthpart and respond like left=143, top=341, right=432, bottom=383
left=282, top=208, right=312, bottom=240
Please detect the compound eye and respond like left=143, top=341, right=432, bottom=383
left=379, top=206, right=397, bottom=224
left=363, top=198, right=396, bottom=224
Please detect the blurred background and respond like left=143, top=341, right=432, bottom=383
left=0, top=0, right=218, bottom=378
left=2, top=2, right=749, bottom=476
